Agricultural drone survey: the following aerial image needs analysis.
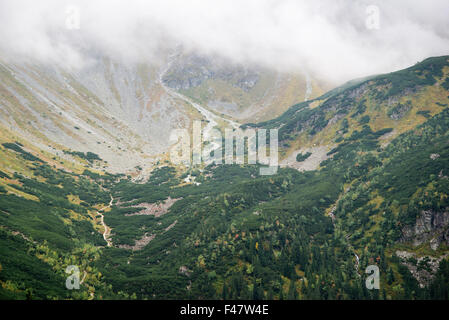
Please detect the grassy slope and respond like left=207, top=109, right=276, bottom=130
left=249, top=56, right=449, bottom=160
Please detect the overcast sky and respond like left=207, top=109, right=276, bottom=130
left=1, top=0, right=448, bottom=83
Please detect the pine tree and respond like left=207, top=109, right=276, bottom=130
left=222, top=283, right=228, bottom=300
left=287, top=280, right=297, bottom=300
left=267, top=287, right=274, bottom=300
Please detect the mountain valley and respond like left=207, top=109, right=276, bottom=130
left=1, top=55, right=449, bottom=300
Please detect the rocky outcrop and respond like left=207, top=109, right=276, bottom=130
left=124, top=197, right=180, bottom=217
left=395, top=250, right=448, bottom=288
left=388, top=102, right=412, bottom=120
left=280, top=145, right=335, bottom=172
left=401, top=208, right=449, bottom=250
left=162, top=53, right=260, bottom=92
left=118, top=233, right=155, bottom=251
left=179, top=265, right=192, bottom=277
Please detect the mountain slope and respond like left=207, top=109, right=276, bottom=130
left=0, top=51, right=334, bottom=176
left=0, top=56, right=202, bottom=175
left=247, top=56, right=449, bottom=169
left=162, top=52, right=332, bottom=123
left=1, top=56, right=449, bottom=300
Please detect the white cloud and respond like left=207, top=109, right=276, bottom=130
left=0, top=0, right=448, bottom=82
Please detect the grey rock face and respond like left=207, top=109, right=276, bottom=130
left=389, top=102, right=412, bottom=120
left=395, top=250, right=448, bottom=287
left=161, top=53, right=260, bottom=92
left=401, top=209, right=449, bottom=249
left=0, top=56, right=193, bottom=174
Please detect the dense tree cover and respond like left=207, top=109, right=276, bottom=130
left=429, top=260, right=449, bottom=299
left=442, top=77, right=449, bottom=91
left=95, top=105, right=448, bottom=299
left=0, top=157, right=124, bottom=299
left=0, top=229, right=72, bottom=299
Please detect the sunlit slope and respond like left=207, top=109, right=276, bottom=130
left=247, top=56, right=449, bottom=168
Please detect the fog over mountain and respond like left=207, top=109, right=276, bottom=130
left=1, top=0, right=449, bottom=83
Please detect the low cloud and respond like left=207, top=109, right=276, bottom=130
left=1, top=0, right=448, bottom=82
